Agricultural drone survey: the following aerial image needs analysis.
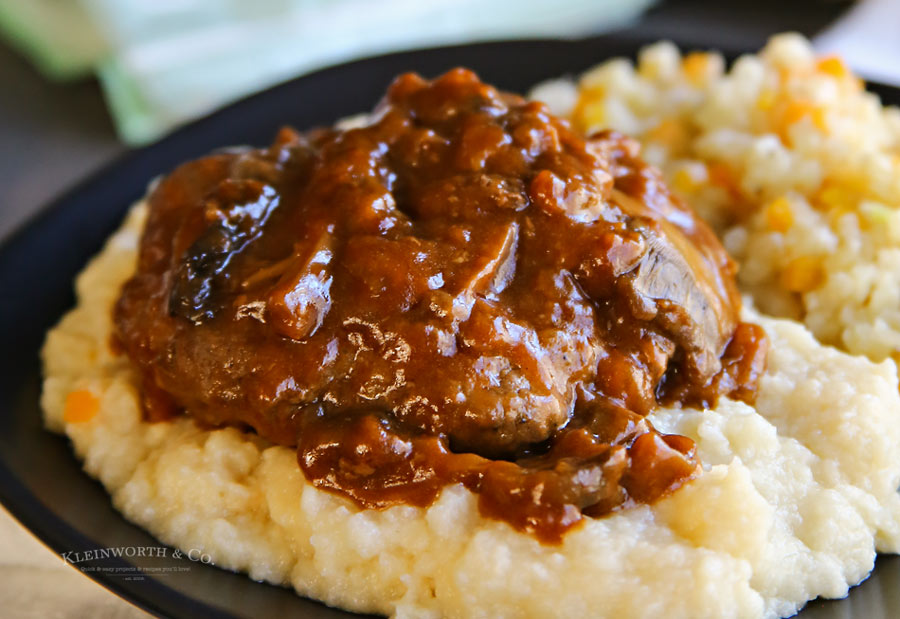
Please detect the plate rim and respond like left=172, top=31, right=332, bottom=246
left=2, top=31, right=899, bottom=619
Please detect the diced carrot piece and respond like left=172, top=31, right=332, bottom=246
left=817, top=55, right=849, bottom=80
left=779, top=100, right=828, bottom=138
left=782, top=100, right=813, bottom=127
left=63, top=389, right=100, bottom=423
left=756, top=89, right=776, bottom=111
left=682, top=52, right=711, bottom=85
left=781, top=256, right=824, bottom=293
left=765, top=197, right=794, bottom=232
left=812, top=107, right=829, bottom=133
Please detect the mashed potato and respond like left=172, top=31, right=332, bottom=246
left=42, top=35, right=900, bottom=618
left=42, top=202, right=900, bottom=618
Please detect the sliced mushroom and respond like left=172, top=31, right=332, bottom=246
left=266, top=231, right=334, bottom=341
left=465, top=221, right=519, bottom=299
left=439, top=221, right=519, bottom=323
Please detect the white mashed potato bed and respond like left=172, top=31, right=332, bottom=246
left=42, top=34, right=900, bottom=618
left=41, top=199, right=900, bottom=618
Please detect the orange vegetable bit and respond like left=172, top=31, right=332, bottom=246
left=682, top=52, right=712, bottom=85
left=63, top=389, right=100, bottom=423
left=779, top=100, right=828, bottom=140
left=765, top=197, right=794, bottom=233
left=816, top=55, right=849, bottom=80
left=756, top=89, right=776, bottom=111
left=780, top=256, right=825, bottom=293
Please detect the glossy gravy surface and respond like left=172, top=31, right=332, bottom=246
left=114, top=69, right=767, bottom=542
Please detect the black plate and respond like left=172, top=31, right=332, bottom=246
left=2, top=34, right=900, bottom=619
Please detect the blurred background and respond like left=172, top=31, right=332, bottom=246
left=0, top=0, right=898, bottom=616
left=3, top=0, right=899, bottom=241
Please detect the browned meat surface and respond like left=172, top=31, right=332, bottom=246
left=114, top=69, right=767, bottom=542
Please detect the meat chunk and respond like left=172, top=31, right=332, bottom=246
left=628, top=220, right=735, bottom=379
left=610, top=183, right=739, bottom=381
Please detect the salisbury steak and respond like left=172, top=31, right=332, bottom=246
left=114, top=69, right=766, bottom=541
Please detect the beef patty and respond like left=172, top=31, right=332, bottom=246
left=114, top=69, right=767, bottom=542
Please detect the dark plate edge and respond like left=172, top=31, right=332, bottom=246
left=1, top=30, right=899, bottom=619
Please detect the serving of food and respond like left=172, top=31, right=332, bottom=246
left=40, top=34, right=900, bottom=618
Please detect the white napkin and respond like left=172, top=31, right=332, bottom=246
left=814, top=0, right=900, bottom=87
left=0, top=0, right=654, bottom=144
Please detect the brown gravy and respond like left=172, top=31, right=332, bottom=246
left=114, top=69, right=767, bottom=542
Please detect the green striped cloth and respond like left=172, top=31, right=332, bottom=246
left=0, top=0, right=653, bottom=144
